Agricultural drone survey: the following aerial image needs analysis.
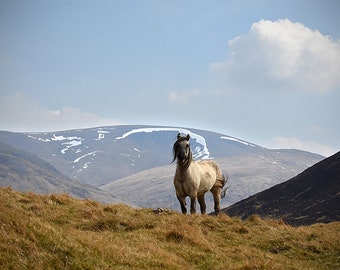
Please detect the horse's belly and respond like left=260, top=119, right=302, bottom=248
left=198, top=171, right=215, bottom=195
left=198, top=182, right=214, bottom=195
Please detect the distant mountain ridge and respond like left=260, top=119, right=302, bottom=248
left=0, top=125, right=323, bottom=209
left=222, top=151, right=340, bottom=226
left=0, top=125, right=268, bottom=186
left=0, top=141, right=122, bottom=204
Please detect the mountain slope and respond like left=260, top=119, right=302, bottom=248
left=0, top=141, right=122, bottom=204
left=0, top=125, right=323, bottom=208
left=0, top=125, right=266, bottom=186
left=222, top=151, right=340, bottom=226
left=101, top=150, right=323, bottom=212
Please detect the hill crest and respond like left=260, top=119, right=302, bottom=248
left=0, top=186, right=339, bottom=270
left=223, top=151, right=340, bottom=226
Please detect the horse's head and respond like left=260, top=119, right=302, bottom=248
left=172, top=133, right=192, bottom=165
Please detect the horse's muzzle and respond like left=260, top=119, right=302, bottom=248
left=177, top=151, right=186, bottom=162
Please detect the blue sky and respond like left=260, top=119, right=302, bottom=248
left=0, top=0, right=339, bottom=156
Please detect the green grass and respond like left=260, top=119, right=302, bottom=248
left=0, top=187, right=339, bottom=269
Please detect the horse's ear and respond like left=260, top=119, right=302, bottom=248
left=177, top=133, right=181, bottom=139
left=186, top=134, right=190, bottom=141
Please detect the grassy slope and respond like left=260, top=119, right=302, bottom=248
left=0, top=187, right=339, bottom=270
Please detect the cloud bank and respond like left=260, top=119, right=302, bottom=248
left=267, top=136, right=336, bottom=157
left=211, top=19, right=340, bottom=94
left=0, top=94, right=120, bottom=132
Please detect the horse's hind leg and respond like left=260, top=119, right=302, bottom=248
left=197, top=194, right=206, bottom=214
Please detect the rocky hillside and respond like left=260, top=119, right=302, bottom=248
left=222, top=151, right=340, bottom=226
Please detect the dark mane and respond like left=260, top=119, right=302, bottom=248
left=172, top=135, right=192, bottom=170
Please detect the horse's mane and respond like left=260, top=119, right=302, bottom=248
left=172, top=135, right=193, bottom=170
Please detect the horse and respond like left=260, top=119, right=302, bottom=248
left=172, top=133, right=228, bottom=215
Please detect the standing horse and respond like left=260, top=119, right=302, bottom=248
left=172, top=133, right=228, bottom=215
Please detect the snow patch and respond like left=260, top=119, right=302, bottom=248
left=97, top=127, right=112, bottom=132
left=273, top=161, right=285, bottom=170
left=61, top=140, right=82, bottom=154
left=96, top=133, right=105, bottom=141
left=39, top=134, right=84, bottom=154
left=96, top=129, right=110, bottom=141
left=27, top=135, right=51, bottom=142
left=83, top=162, right=91, bottom=169
left=73, top=151, right=97, bottom=163
left=51, top=134, right=80, bottom=141
left=259, top=156, right=285, bottom=170
left=220, top=136, right=256, bottom=147
left=115, top=127, right=211, bottom=159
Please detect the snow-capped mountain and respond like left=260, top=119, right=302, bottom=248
left=0, top=125, right=323, bottom=210
left=0, top=125, right=263, bottom=186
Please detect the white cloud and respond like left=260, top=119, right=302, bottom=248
left=210, top=19, right=340, bottom=94
left=309, top=124, right=330, bottom=135
left=168, top=89, right=199, bottom=104
left=267, top=136, right=336, bottom=157
left=0, top=93, right=121, bottom=132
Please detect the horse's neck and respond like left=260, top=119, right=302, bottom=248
left=177, top=158, right=193, bottom=172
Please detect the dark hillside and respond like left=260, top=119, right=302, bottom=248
left=0, top=141, right=121, bottom=204
left=223, top=151, right=340, bottom=226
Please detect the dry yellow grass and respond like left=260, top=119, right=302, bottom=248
left=0, top=187, right=339, bottom=269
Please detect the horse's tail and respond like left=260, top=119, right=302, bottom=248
left=218, top=170, right=230, bottom=199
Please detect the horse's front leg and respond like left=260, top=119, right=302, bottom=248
left=176, top=194, right=187, bottom=214
left=189, top=195, right=197, bottom=214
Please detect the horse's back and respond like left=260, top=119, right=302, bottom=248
left=197, top=160, right=221, bottom=174
left=196, top=160, right=221, bottom=194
